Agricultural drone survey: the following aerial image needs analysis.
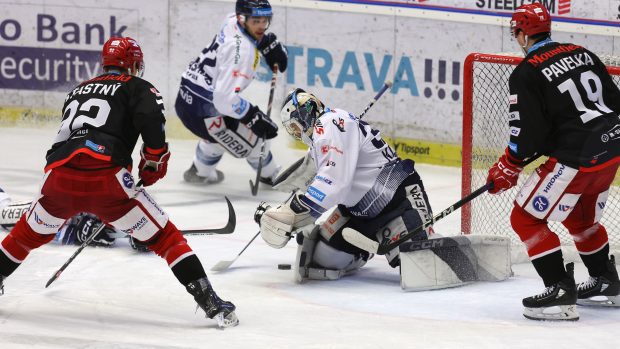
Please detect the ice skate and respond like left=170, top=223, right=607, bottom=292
left=0, top=275, right=5, bottom=296
left=183, top=164, right=224, bottom=185
left=577, top=255, right=620, bottom=307
left=522, top=263, right=579, bottom=321
left=186, top=277, right=239, bottom=328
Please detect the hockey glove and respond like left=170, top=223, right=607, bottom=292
left=257, top=33, right=288, bottom=72
left=139, top=143, right=170, bottom=186
left=60, top=213, right=116, bottom=247
left=129, top=236, right=151, bottom=252
left=260, top=192, right=316, bottom=248
left=487, top=149, right=524, bottom=194
left=241, top=104, right=278, bottom=139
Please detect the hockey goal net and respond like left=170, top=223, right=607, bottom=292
left=462, top=52, right=620, bottom=259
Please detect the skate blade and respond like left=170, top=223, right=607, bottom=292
left=214, top=311, right=239, bottom=328
left=577, top=295, right=620, bottom=307
left=523, top=304, right=579, bottom=321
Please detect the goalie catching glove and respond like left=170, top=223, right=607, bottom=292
left=139, top=143, right=170, bottom=186
left=260, top=192, right=316, bottom=248
left=487, top=148, right=524, bottom=194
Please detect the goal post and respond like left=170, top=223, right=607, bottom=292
left=461, top=52, right=620, bottom=259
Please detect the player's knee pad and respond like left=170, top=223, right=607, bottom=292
left=1, top=215, right=56, bottom=262
left=147, top=221, right=194, bottom=267
left=510, top=205, right=561, bottom=257
left=206, top=116, right=257, bottom=158
left=568, top=223, right=608, bottom=253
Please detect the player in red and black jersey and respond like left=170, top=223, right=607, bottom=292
left=0, top=37, right=238, bottom=328
left=487, top=3, right=620, bottom=321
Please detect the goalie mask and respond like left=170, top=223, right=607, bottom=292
left=280, top=88, right=325, bottom=146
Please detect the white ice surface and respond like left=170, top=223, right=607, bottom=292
left=1, top=127, right=618, bottom=349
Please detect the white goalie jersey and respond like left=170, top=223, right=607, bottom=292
left=180, top=14, right=261, bottom=119
left=302, top=108, right=414, bottom=218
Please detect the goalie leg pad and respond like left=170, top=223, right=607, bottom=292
left=399, top=235, right=512, bottom=291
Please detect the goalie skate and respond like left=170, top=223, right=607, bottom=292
left=522, top=263, right=579, bottom=321
left=577, top=255, right=620, bottom=307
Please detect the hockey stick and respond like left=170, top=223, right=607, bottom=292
left=210, top=231, right=260, bottom=272
left=359, top=80, right=393, bottom=119
left=105, top=196, right=236, bottom=239
left=45, top=221, right=106, bottom=288
left=342, top=182, right=493, bottom=255
left=250, top=65, right=279, bottom=196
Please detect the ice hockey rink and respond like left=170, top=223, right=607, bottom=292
left=0, top=126, right=618, bottom=349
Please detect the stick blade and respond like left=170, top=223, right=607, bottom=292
left=249, top=179, right=258, bottom=196
left=210, top=260, right=234, bottom=272
left=342, top=228, right=380, bottom=254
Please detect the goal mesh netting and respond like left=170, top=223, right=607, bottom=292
left=462, top=52, right=620, bottom=255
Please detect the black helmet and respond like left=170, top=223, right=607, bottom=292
left=236, top=0, right=272, bottom=18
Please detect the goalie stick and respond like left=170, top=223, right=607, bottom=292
left=342, top=182, right=493, bottom=255
left=249, top=65, right=278, bottom=196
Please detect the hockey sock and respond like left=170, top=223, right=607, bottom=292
left=0, top=215, right=56, bottom=277
left=147, top=221, right=206, bottom=285
left=531, top=250, right=567, bottom=287
left=171, top=254, right=207, bottom=285
left=579, top=244, right=610, bottom=277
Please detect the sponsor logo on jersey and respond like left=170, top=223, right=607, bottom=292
left=234, top=34, right=242, bottom=64
left=332, top=118, right=345, bottom=132
left=232, top=99, right=248, bottom=115
left=122, top=173, right=134, bottom=189
left=232, top=70, right=251, bottom=80
left=528, top=44, right=582, bottom=67
left=85, top=140, right=105, bottom=153
left=315, top=119, right=324, bottom=135
left=509, top=126, right=521, bottom=137
left=507, top=111, right=520, bottom=121
left=33, top=212, right=61, bottom=229
left=508, top=142, right=518, bottom=153
left=558, top=204, right=572, bottom=212
left=543, top=164, right=566, bottom=193
left=601, top=124, right=620, bottom=143
left=320, top=145, right=343, bottom=155
left=314, top=175, right=333, bottom=185
left=307, top=186, right=326, bottom=202
left=509, top=94, right=518, bottom=104
left=326, top=160, right=336, bottom=167
left=598, top=202, right=606, bottom=210
left=532, top=195, right=550, bottom=212
left=123, top=216, right=148, bottom=235
left=218, top=29, right=226, bottom=44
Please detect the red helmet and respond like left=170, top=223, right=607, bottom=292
left=102, top=37, right=144, bottom=77
left=511, top=3, right=551, bottom=37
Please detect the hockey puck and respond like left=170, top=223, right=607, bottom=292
left=278, top=263, right=291, bottom=270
